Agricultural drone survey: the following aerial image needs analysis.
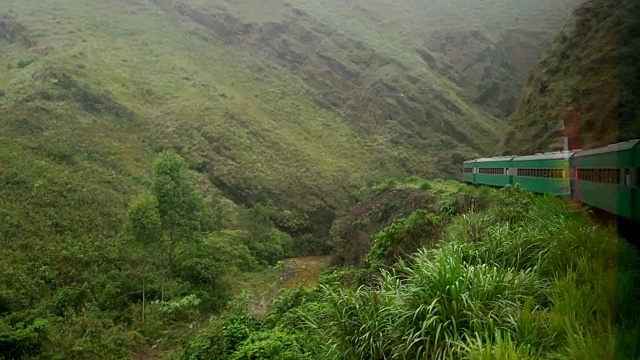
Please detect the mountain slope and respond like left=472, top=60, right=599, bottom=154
left=0, top=0, right=577, bottom=244
left=504, top=0, right=640, bottom=153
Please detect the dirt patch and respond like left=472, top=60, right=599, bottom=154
left=130, top=343, right=165, bottom=360
left=242, top=255, right=332, bottom=317
left=281, top=255, right=332, bottom=289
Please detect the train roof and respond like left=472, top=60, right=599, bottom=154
left=573, top=139, right=640, bottom=157
left=513, top=150, right=576, bottom=161
left=473, top=156, right=516, bottom=163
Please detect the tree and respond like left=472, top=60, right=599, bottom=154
left=151, top=151, right=201, bottom=270
left=125, top=191, right=162, bottom=245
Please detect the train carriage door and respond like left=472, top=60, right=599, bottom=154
left=625, top=169, right=631, bottom=186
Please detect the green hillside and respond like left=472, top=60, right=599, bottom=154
left=504, top=0, right=640, bottom=153
left=0, top=0, right=578, bottom=235
left=0, top=0, right=590, bottom=357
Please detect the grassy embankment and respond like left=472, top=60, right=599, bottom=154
left=183, top=181, right=640, bottom=360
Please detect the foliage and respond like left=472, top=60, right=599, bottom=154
left=182, top=184, right=640, bottom=360
left=205, top=230, right=258, bottom=272
left=152, top=151, right=202, bottom=268
left=0, top=317, right=45, bottom=359
left=125, top=191, right=162, bottom=245
left=317, top=189, right=640, bottom=359
left=371, top=178, right=398, bottom=194
left=181, top=295, right=258, bottom=360
left=236, top=205, right=294, bottom=265
left=0, top=149, right=302, bottom=358
left=231, top=330, right=314, bottom=360
left=365, top=209, right=441, bottom=268
left=159, top=295, right=201, bottom=321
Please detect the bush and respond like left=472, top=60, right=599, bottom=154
left=371, top=178, right=398, bottom=193
left=181, top=295, right=258, bottom=360
left=365, top=209, right=441, bottom=268
left=231, top=330, right=314, bottom=360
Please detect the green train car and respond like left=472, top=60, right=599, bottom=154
left=571, top=140, right=640, bottom=222
left=470, top=157, right=514, bottom=187
left=512, top=151, right=572, bottom=196
left=462, top=139, right=640, bottom=223
left=463, top=160, right=475, bottom=184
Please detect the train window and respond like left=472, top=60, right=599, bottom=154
left=576, top=168, right=625, bottom=184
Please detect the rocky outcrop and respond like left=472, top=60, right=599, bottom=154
left=504, top=0, right=640, bottom=153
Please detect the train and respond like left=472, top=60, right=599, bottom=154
left=463, top=139, right=640, bottom=223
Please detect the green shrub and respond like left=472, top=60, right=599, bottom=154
left=181, top=295, right=258, bottom=360
left=231, top=330, right=314, bottom=360
left=371, top=178, right=398, bottom=193
left=365, top=209, right=441, bottom=268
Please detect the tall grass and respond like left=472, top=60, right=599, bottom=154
left=314, top=186, right=640, bottom=359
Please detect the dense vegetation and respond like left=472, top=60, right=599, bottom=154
left=504, top=0, right=640, bottom=153
left=3, top=149, right=639, bottom=358
left=0, top=151, right=301, bottom=359
left=182, top=183, right=640, bottom=360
